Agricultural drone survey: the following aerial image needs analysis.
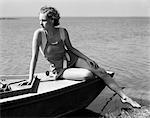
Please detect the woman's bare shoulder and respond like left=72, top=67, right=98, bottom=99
left=33, top=28, right=45, bottom=40
left=32, top=28, right=44, bottom=44
left=59, top=27, right=67, bottom=32
left=34, top=28, right=44, bottom=35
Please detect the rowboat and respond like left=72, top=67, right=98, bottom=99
left=0, top=71, right=114, bottom=118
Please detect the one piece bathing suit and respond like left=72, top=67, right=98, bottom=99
left=39, top=28, right=78, bottom=73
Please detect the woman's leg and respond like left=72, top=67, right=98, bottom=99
left=74, top=58, right=141, bottom=108
left=62, top=68, right=93, bottom=80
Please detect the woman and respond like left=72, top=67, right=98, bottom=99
left=21, top=6, right=141, bottom=108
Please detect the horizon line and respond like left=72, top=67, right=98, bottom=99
left=0, top=16, right=150, bottom=18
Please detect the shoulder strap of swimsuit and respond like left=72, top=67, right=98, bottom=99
left=39, top=28, right=47, bottom=57
left=59, top=28, right=65, bottom=42
left=59, top=28, right=68, bottom=50
left=59, top=28, right=71, bottom=62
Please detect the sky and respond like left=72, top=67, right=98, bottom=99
left=0, top=0, right=150, bottom=17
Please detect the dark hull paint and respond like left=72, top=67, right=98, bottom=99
left=1, top=78, right=105, bottom=118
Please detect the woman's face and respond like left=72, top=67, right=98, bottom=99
left=39, top=13, right=53, bottom=29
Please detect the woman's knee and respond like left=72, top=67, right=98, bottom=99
left=62, top=68, right=93, bottom=80
left=93, top=67, right=109, bottom=78
left=82, top=69, right=93, bottom=79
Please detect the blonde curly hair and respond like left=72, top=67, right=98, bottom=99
left=40, top=6, right=60, bottom=26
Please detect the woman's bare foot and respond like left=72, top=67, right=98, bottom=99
left=121, top=96, right=141, bottom=108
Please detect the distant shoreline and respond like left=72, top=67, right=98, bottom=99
left=0, top=16, right=149, bottom=21
left=0, top=17, right=19, bottom=20
left=0, top=16, right=150, bottom=19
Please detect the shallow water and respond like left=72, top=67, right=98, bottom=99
left=0, top=17, right=150, bottom=113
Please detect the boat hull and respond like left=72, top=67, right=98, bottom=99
left=1, top=78, right=105, bottom=118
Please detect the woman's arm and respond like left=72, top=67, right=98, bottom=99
left=19, top=30, right=41, bottom=86
left=28, top=30, right=41, bottom=83
left=63, top=28, right=89, bottom=59
left=18, top=30, right=41, bottom=86
left=63, top=28, right=99, bottom=69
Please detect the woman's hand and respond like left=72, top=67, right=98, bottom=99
left=86, top=58, right=99, bottom=69
left=18, top=80, right=32, bottom=86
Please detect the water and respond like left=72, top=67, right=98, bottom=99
left=0, top=17, right=150, bottom=114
